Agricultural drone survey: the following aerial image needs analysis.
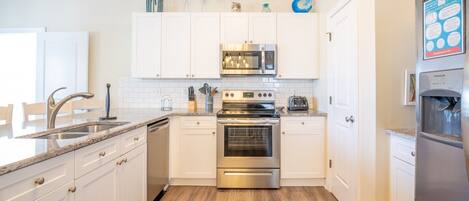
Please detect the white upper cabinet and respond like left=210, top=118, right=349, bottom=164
left=190, top=13, right=221, bottom=79
left=220, top=13, right=249, bottom=43
left=161, top=13, right=191, bottom=78
left=248, top=13, right=277, bottom=44
left=277, top=13, right=319, bottom=79
left=131, top=13, right=162, bottom=78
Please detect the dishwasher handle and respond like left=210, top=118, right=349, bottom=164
left=148, top=118, right=169, bottom=133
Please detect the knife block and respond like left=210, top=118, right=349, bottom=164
left=188, top=100, right=197, bottom=112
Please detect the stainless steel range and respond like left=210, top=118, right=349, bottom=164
left=216, top=90, right=280, bottom=189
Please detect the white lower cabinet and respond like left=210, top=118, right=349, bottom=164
left=75, top=159, right=118, bottom=201
left=280, top=116, right=326, bottom=183
left=390, top=135, right=416, bottom=201
left=170, top=116, right=217, bottom=184
left=117, top=144, right=147, bottom=201
left=36, top=182, right=75, bottom=201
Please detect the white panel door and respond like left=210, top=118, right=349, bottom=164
left=276, top=13, right=318, bottom=79
left=118, top=145, right=147, bottom=201
left=131, top=13, right=162, bottom=78
left=37, top=32, right=88, bottom=100
left=391, top=158, right=415, bottom=201
left=177, top=128, right=217, bottom=178
left=75, top=160, right=118, bottom=201
left=35, top=182, right=74, bottom=201
left=248, top=13, right=277, bottom=44
left=328, top=1, right=359, bottom=201
left=190, top=13, right=220, bottom=79
left=161, top=13, right=191, bottom=78
left=220, top=13, right=249, bottom=43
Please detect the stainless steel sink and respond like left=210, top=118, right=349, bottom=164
left=34, top=133, right=89, bottom=139
left=64, top=122, right=128, bottom=133
left=25, top=121, right=129, bottom=139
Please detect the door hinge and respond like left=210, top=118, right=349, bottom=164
left=326, top=32, right=332, bottom=41
left=329, top=96, right=333, bottom=105
left=329, top=159, right=332, bottom=168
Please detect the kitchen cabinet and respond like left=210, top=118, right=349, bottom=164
left=170, top=116, right=217, bottom=183
left=280, top=116, right=326, bottom=179
left=35, top=182, right=75, bottom=201
left=248, top=13, right=277, bottom=44
left=75, top=144, right=146, bottom=201
left=190, top=13, right=221, bottom=79
left=131, top=13, right=162, bottom=78
left=277, top=13, right=319, bottom=79
left=75, top=157, right=118, bottom=201
left=221, top=13, right=276, bottom=44
left=220, top=13, right=249, bottom=43
left=117, top=144, right=147, bottom=201
left=0, top=152, right=74, bottom=201
left=390, top=135, right=416, bottom=201
left=161, top=13, right=191, bottom=78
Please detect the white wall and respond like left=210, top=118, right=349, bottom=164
left=375, top=0, right=417, bottom=200
left=0, top=0, right=325, bottom=108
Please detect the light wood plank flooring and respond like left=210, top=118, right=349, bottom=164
left=160, top=186, right=337, bottom=201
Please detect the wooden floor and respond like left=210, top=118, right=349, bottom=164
left=160, top=186, right=337, bottom=201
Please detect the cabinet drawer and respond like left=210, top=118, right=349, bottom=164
left=391, top=135, right=416, bottom=166
left=0, top=152, right=74, bottom=201
left=75, top=136, right=120, bottom=178
left=120, top=126, right=147, bottom=154
left=281, top=117, right=325, bottom=134
left=179, top=116, right=216, bottom=129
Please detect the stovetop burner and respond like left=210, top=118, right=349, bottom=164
left=218, top=90, right=278, bottom=119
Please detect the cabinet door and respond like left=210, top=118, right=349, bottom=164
left=391, top=158, right=415, bottom=201
left=190, top=13, right=221, bottom=79
left=277, top=13, right=319, bottom=79
left=161, top=13, right=191, bottom=78
left=280, top=117, right=325, bottom=179
left=221, top=13, right=249, bottom=43
left=118, top=145, right=147, bottom=201
left=35, top=182, right=75, bottom=201
left=248, top=13, right=276, bottom=44
left=75, top=159, right=118, bottom=201
left=131, top=13, right=162, bottom=78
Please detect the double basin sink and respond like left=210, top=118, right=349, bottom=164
left=25, top=121, right=130, bottom=140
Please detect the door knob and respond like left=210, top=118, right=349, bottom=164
left=345, top=116, right=355, bottom=123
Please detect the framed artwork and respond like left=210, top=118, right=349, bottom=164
left=404, top=69, right=417, bottom=106
left=423, top=0, right=465, bottom=59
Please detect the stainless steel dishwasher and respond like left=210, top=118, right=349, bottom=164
left=147, top=118, right=169, bottom=201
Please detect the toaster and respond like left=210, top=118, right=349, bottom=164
left=288, top=96, right=309, bottom=111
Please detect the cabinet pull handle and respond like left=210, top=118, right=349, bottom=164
left=282, top=132, right=286, bottom=135
left=99, top=152, right=106, bottom=157
left=133, top=137, right=139, bottom=142
left=411, top=151, right=416, bottom=157
left=34, top=177, right=45, bottom=185
left=68, top=186, right=77, bottom=193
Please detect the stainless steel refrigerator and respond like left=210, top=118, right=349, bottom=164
left=416, top=0, right=469, bottom=200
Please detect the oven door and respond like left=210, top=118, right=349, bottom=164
left=217, top=118, right=280, bottom=168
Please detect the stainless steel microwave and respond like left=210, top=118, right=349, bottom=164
left=221, top=44, right=277, bottom=75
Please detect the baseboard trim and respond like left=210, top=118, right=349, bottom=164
left=170, top=178, right=216, bottom=186
left=280, top=178, right=326, bottom=186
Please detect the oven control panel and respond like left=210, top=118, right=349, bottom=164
left=222, top=90, right=275, bottom=101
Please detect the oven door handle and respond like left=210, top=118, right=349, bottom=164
left=217, top=119, right=279, bottom=125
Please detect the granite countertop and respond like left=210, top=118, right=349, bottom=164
left=278, top=109, right=327, bottom=117
left=0, top=108, right=217, bottom=176
left=385, top=128, right=416, bottom=140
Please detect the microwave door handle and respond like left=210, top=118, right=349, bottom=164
left=261, top=47, right=266, bottom=73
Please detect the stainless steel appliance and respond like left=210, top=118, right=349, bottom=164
left=217, top=90, right=280, bottom=188
left=221, top=43, right=277, bottom=75
left=147, top=119, right=169, bottom=201
left=287, top=96, right=309, bottom=111
left=415, top=0, right=469, bottom=200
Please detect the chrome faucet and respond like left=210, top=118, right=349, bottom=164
left=47, top=87, right=94, bottom=129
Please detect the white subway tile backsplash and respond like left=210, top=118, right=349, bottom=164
left=119, top=77, right=315, bottom=109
